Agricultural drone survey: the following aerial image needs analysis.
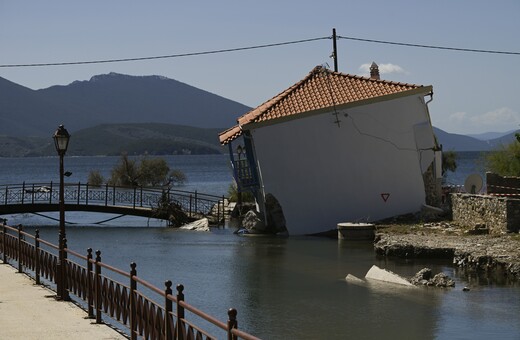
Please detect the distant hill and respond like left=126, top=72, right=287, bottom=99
left=0, top=73, right=251, bottom=137
left=467, top=130, right=517, bottom=141
left=11, top=123, right=224, bottom=157
left=434, top=127, right=517, bottom=152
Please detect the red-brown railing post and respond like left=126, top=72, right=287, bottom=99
left=35, top=229, right=40, bottom=285
left=95, top=250, right=102, bottom=324
left=130, top=262, right=137, bottom=340
left=227, top=308, right=238, bottom=340
left=2, top=223, right=7, bottom=264
left=17, top=224, right=22, bottom=273
left=176, top=284, right=185, bottom=340
left=165, top=280, right=173, bottom=340
left=87, top=248, right=94, bottom=318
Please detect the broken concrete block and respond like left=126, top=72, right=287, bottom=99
left=365, top=265, right=414, bottom=286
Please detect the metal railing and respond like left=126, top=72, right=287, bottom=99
left=0, top=224, right=259, bottom=340
left=0, top=182, right=227, bottom=223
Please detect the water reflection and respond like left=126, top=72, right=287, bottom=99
left=22, top=226, right=520, bottom=339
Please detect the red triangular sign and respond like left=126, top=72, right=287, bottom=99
left=381, top=193, right=390, bottom=202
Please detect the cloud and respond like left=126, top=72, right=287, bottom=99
left=446, top=107, right=520, bottom=133
left=359, top=63, right=408, bottom=76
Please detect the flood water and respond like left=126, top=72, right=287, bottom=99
left=1, top=154, right=519, bottom=339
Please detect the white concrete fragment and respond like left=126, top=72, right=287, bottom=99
left=345, top=274, right=366, bottom=285
left=365, top=265, right=414, bottom=286
left=179, top=218, right=210, bottom=232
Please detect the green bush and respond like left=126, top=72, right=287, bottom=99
left=87, top=170, right=105, bottom=187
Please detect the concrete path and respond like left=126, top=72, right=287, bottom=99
left=0, top=262, right=127, bottom=339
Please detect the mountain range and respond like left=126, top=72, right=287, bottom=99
left=0, top=73, right=250, bottom=137
left=0, top=73, right=516, bottom=156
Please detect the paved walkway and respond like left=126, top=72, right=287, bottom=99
left=0, top=262, right=127, bottom=339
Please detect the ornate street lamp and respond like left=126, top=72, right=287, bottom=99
left=53, top=124, right=70, bottom=301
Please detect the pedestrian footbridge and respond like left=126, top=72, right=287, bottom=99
left=0, top=182, right=226, bottom=224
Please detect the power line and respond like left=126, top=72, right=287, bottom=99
left=0, top=36, right=329, bottom=68
left=338, top=35, right=520, bottom=56
left=1, top=34, right=518, bottom=69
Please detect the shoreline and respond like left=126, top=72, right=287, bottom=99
left=373, top=223, right=520, bottom=281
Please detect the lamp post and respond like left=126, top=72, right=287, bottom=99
left=236, top=145, right=244, bottom=215
left=53, top=124, right=70, bottom=301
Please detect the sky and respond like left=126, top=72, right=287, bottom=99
left=1, top=1, right=519, bottom=135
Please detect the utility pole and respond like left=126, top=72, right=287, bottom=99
left=332, top=28, right=338, bottom=72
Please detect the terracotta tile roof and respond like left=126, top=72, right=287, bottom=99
left=219, top=65, right=428, bottom=144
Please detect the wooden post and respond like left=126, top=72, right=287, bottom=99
left=17, top=224, right=22, bottom=273
left=35, top=229, right=40, bottom=285
left=87, top=248, right=94, bottom=318
left=227, top=308, right=238, bottom=340
left=176, top=284, right=185, bottom=340
left=3, top=224, right=7, bottom=264
left=332, top=28, right=338, bottom=72
left=130, top=262, right=137, bottom=340
left=164, top=280, right=173, bottom=340
left=95, top=250, right=102, bottom=324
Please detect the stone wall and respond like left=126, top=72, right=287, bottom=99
left=451, top=193, right=520, bottom=233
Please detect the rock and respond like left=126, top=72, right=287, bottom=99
left=431, top=273, right=455, bottom=287
left=410, top=268, right=433, bottom=285
left=179, top=218, right=210, bottom=232
left=264, top=193, right=287, bottom=234
left=241, top=210, right=267, bottom=233
left=409, top=268, right=455, bottom=287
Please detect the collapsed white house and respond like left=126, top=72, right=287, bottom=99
left=219, top=64, right=442, bottom=235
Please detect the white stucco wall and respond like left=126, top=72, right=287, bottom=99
left=249, top=94, right=435, bottom=235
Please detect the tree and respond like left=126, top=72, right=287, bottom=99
left=87, top=170, right=104, bottom=187
left=137, top=157, right=170, bottom=186
left=108, top=153, right=139, bottom=187
left=442, top=151, right=457, bottom=177
left=486, top=137, right=520, bottom=176
left=108, top=153, right=187, bottom=188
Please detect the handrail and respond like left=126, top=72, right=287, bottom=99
left=0, top=182, right=228, bottom=225
left=0, top=224, right=258, bottom=339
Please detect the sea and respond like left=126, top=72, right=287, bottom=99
left=1, top=152, right=518, bottom=339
